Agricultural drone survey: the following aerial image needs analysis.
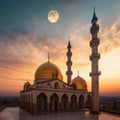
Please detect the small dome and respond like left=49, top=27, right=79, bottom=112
left=35, top=61, right=63, bottom=81
left=70, top=76, right=87, bottom=91
left=23, top=81, right=31, bottom=90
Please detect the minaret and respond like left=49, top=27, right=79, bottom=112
left=66, top=37, right=73, bottom=85
left=90, top=8, right=101, bottom=113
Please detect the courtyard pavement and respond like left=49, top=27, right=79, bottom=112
left=0, top=107, right=120, bottom=120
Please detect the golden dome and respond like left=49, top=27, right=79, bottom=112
left=70, top=76, right=87, bottom=91
left=23, top=81, right=31, bottom=90
left=35, top=61, right=63, bottom=81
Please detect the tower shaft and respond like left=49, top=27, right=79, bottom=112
left=66, top=40, right=72, bottom=85
left=90, top=9, right=101, bottom=113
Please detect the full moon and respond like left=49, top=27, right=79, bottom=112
left=48, top=10, right=59, bottom=23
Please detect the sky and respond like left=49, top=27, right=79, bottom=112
left=0, top=0, right=120, bottom=96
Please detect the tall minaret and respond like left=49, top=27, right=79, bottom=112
left=90, top=8, right=101, bottom=113
left=66, top=37, right=73, bottom=85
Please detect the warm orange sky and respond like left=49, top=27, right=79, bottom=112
left=0, top=0, right=120, bottom=96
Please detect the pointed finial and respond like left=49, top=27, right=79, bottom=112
left=94, top=7, right=95, bottom=13
left=91, top=7, right=98, bottom=23
left=67, top=36, right=71, bottom=48
left=69, top=36, right=70, bottom=41
left=78, top=70, right=79, bottom=76
left=48, top=51, right=50, bottom=62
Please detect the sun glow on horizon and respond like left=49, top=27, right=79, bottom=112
left=0, top=47, right=120, bottom=96
left=0, top=0, right=120, bottom=96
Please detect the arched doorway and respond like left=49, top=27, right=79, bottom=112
left=37, top=93, right=47, bottom=112
left=61, top=94, right=68, bottom=111
left=70, top=95, right=77, bottom=111
left=79, top=95, right=85, bottom=110
left=50, top=93, right=59, bottom=112
left=86, top=95, right=92, bottom=110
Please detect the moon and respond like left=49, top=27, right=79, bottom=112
left=48, top=10, right=59, bottom=23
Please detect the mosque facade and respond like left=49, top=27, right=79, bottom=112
left=20, top=10, right=100, bottom=114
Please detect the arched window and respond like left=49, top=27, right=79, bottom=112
left=47, top=83, right=51, bottom=88
left=54, top=82, right=59, bottom=89
left=62, top=85, right=66, bottom=89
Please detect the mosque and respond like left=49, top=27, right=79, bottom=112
left=20, top=9, right=101, bottom=114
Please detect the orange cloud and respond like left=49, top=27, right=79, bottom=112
left=1, top=17, right=120, bottom=96
left=99, top=17, right=120, bottom=54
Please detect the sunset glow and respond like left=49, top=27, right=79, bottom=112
left=0, top=0, right=120, bottom=96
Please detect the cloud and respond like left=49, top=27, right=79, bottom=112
left=68, top=16, right=120, bottom=58
left=1, top=16, right=120, bottom=73
left=60, top=0, right=84, bottom=7
left=99, top=17, right=120, bottom=53
left=1, top=14, right=120, bottom=96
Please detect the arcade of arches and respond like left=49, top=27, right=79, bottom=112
left=20, top=92, right=92, bottom=114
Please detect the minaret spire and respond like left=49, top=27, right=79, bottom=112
left=77, top=70, right=79, bottom=76
left=90, top=8, right=101, bottom=114
left=94, top=7, right=95, bottom=12
left=48, top=51, right=50, bottom=62
left=66, top=37, right=73, bottom=85
left=68, top=36, right=71, bottom=48
left=91, top=7, right=98, bottom=23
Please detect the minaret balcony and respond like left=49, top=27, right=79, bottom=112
left=90, top=24, right=99, bottom=34
left=90, top=38, right=100, bottom=47
left=89, top=71, right=101, bottom=76
left=67, top=52, right=72, bottom=56
left=66, top=71, right=73, bottom=75
left=90, top=53, right=100, bottom=60
left=66, top=61, right=72, bottom=66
